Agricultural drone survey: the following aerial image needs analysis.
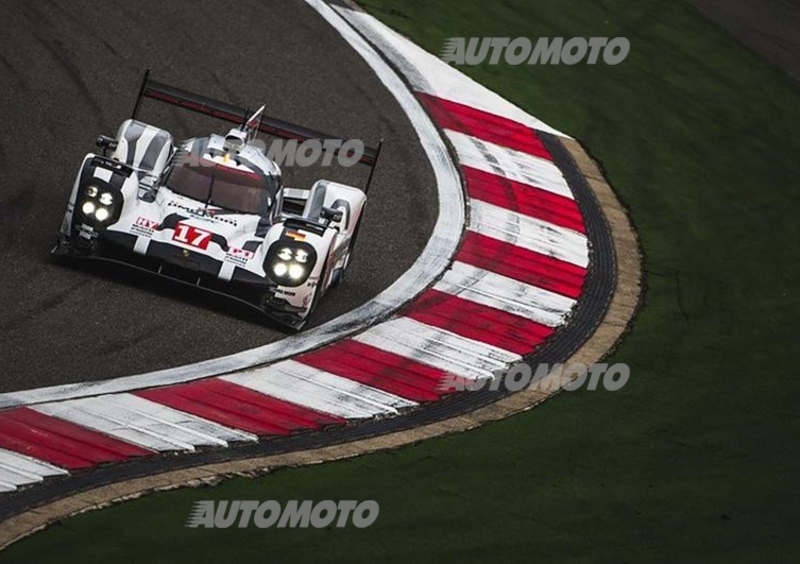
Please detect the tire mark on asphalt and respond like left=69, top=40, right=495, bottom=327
left=0, top=182, right=36, bottom=248
left=18, top=4, right=109, bottom=130
left=45, top=0, right=126, bottom=62
left=0, top=279, right=91, bottom=335
left=0, top=52, right=29, bottom=92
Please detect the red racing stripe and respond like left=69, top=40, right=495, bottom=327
left=457, top=232, right=587, bottom=299
left=417, top=92, right=552, bottom=160
left=0, top=407, right=152, bottom=469
left=463, top=166, right=586, bottom=234
left=136, top=379, right=344, bottom=435
left=404, top=289, right=555, bottom=356
left=297, top=340, right=467, bottom=401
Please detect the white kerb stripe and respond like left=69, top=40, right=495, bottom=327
left=469, top=200, right=589, bottom=268
left=223, top=360, right=416, bottom=420
left=436, top=261, right=576, bottom=327
left=353, top=317, right=521, bottom=382
left=0, top=448, right=67, bottom=491
left=446, top=130, right=573, bottom=199
left=34, top=393, right=256, bottom=452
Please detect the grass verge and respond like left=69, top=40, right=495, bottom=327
left=3, top=1, right=800, bottom=562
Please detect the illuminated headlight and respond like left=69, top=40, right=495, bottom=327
left=273, top=262, right=288, bottom=277
left=266, top=242, right=317, bottom=287
left=78, top=184, right=119, bottom=226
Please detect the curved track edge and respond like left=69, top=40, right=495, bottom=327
left=0, top=1, right=641, bottom=550
left=0, top=133, right=641, bottom=557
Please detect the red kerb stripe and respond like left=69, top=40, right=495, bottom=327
left=0, top=407, right=152, bottom=469
left=136, top=379, right=344, bottom=436
left=404, top=290, right=555, bottom=356
left=463, top=166, right=585, bottom=234
left=456, top=232, right=587, bottom=299
left=298, top=340, right=466, bottom=401
left=417, top=92, right=552, bottom=160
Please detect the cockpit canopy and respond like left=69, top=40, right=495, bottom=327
left=165, top=154, right=280, bottom=216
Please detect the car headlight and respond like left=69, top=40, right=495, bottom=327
left=266, top=242, right=317, bottom=287
left=273, top=262, right=288, bottom=277
left=77, top=184, right=120, bottom=226
left=94, top=207, right=110, bottom=222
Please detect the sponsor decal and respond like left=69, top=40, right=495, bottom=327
left=225, top=246, right=255, bottom=267
left=286, top=230, right=306, bottom=241
left=131, top=216, right=159, bottom=238
left=172, top=222, right=213, bottom=250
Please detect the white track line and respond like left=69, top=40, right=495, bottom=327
left=469, top=200, right=589, bottom=268
left=435, top=261, right=576, bottom=327
left=0, top=0, right=463, bottom=411
left=353, top=317, right=521, bottom=381
left=34, top=394, right=256, bottom=452
left=332, top=5, right=568, bottom=138
left=223, top=360, right=416, bottom=419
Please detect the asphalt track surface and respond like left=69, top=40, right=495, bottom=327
left=0, top=0, right=437, bottom=393
left=691, top=0, right=800, bottom=84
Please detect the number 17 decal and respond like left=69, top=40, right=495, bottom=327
left=173, top=222, right=213, bottom=250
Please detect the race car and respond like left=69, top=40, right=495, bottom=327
left=53, top=71, right=382, bottom=330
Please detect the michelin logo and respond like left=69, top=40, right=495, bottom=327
left=186, top=500, right=380, bottom=529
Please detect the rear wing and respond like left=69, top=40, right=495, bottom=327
left=130, top=70, right=383, bottom=194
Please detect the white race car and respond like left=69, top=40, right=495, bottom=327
left=54, top=72, right=381, bottom=330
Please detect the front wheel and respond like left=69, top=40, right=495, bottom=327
left=329, top=251, right=348, bottom=289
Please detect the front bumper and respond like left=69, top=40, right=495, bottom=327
left=52, top=232, right=309, bottom=330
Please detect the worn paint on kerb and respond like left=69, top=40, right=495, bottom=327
left=435, top=262, right=576, bottom=327
left=446, top=131, right=574, bottom=199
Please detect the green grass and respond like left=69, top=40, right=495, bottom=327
left=4, top=1, right=800, bottom=562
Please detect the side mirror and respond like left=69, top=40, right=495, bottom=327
left=320, top=206, right=343, bottom=223
left=96, top=135, right=118, bottom=156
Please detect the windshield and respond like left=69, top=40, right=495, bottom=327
left=165, top=158, right=277, bottom=215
